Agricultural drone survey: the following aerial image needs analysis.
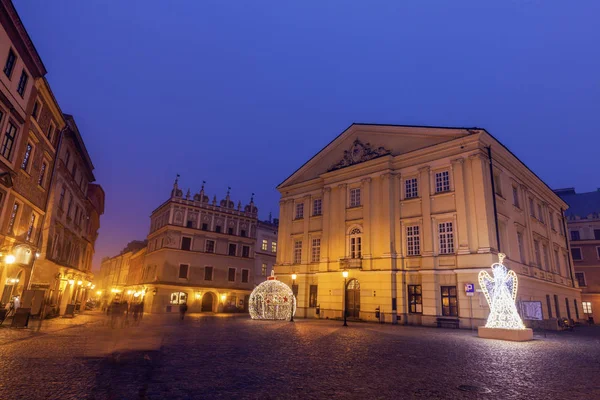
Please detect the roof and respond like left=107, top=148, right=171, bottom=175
left=555, top=188, right=600, bottom=218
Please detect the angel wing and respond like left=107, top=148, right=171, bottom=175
left=478, top=270, right=495, bottom=308
left=506, top=270, right=518, bottom=302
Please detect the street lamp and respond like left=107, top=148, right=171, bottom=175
left=342, top=270, right=349, bottom=327
left=4, top=254, right=15, bottom=264
left=290, top=273, right=297, bottom=322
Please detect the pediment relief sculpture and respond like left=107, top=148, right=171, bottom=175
left=328, top=139, right=390, bottom=172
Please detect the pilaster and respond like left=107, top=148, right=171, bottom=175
left=451, top=157, right=470, bottom=255
left=419, top=166, right=433, bottom=256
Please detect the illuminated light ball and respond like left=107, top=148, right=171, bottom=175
left=249, top=280, right=296, bottom=320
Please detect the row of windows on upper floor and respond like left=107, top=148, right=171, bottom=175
left=149, top=235, right=257, bottom=258
left=174, top=264, right=252, bottom=284
left=570, top=246, right=600, bottom=262
left=58, top=185, right=89, bottom=233
left=569, top=229, right=600, bottom=242
left=3, top=48, right=30, bottom=99
left=63, top=149, right=88, bottom=195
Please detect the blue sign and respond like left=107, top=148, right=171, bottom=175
left=465, top=283, right=475, bottom=296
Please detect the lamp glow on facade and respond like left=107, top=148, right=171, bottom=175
left=68, top=279, right=75, bottom=285
left=77, top=280, right=83, bottom=285
left=5, top=254, right=16, bottom=264
left=342, top=270, right=349, bottom=279
left=220, top=294, right=227, bottom=302
left=478, top=253, right=526, bottom=330
left=292, top=273, right=297, bottom=280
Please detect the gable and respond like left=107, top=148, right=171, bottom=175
left=279, top=123, right=474, bottom=189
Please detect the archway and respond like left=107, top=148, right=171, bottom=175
left=346, top=279, right=360, bottom=319
left=201, top=292, right=215, bottom=312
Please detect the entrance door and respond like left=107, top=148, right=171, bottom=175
left=346, top=279, right=360, bottom=319
left=201, top=292, right=214, bottom=312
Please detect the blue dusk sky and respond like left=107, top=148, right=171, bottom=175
left=14, top=1, right=600, bottom=270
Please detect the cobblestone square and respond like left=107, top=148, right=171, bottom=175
left=1, top=313, right=599, bottom=400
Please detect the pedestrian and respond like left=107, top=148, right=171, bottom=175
left=179, top=301, right=188, bottom=321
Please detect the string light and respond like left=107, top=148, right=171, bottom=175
left=479, top=253, right=526, bottom=330
left=249, top=279, right=296, bottom=320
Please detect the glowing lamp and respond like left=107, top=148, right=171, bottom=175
left=91, top=285, right=96, bottom=289
left=5, top=254, right=16, bottom=265
left=97, top=290, right=102, bottom=295
left=68, top=279, right=75, bottom=285
left=195, top=292, right=202, bottom=300
left=220, top=294, right=227, bottom=302
left=342, top=270, right=349, bottom=279
left=127, top=290, right=133, bottom=295
left=87, top=282, right=92, bottom=287
left=133, top=292, right=140, bottom=298
left=35, top=252, right=40, bottom=258
left=292, top=273, right=297, bottom=281
left=77, top=280, right=83, bottom=285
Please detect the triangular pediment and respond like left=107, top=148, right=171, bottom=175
left=0, top=170, right=14, bottom=188
left=279, top=123, right=475, bottom=188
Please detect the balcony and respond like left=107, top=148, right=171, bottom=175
left=339, top=257, right=362, bottom=269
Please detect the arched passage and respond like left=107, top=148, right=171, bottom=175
left=201, top=292, right=216, bottom=312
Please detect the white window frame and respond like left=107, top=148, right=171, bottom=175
left=406, top=225, right=420, bottom=256
left=438, top=222, right=454, bottom=254
left=575, top=272, right=586, bottom=287
left=271, top=241, right=277, bottom=253
left=348, top=227, right=362, bottom=259
left=205, top=239, right=215, bottom=253
left=295, top=203, right=304, bottom=219
left=434, top=170, right=450, bottom=193
left=582, top=301, right=592, bottom=314
left=312, top=198, right=322, bottom=216
left=261, top=263, right=267, bottom=276
left=405, top=177, right=418, bottom=199
left=311, top=238, right=321, bottom=263
left=349, top=188, right=361, bottom=208
left=293, top=240, right=302, bottom=264
left=261, top=239, right=268, bottom=251
left=512, top=186, right=520, bottom=208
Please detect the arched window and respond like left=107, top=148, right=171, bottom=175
left=348, top=227, right=362, bottom=259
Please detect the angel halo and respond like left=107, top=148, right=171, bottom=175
left=478, top=253, right=526, bottom=330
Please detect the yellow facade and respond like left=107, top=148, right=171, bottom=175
left=275, top=124, right=582, bottom=328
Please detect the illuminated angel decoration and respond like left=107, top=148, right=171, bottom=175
left=478, top=253, right=526, bottom=330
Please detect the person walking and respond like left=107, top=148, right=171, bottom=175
left=179, top=301, right=188, bottom=321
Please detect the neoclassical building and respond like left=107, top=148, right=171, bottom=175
left=275, top=123, right=582, bottom=328
left=137, top=179, right=265, bottom=313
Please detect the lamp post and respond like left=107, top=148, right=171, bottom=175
left=342, top=270, right=349, bottom=327
left=290, top=273, right=297, bottom=322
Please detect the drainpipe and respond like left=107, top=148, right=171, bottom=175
left=487, top=147, right=501, bottom=253
left=560, top=208, right=575, bottom=288
left=27, top=126, right=67, bottom=290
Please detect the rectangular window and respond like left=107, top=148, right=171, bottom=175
left=529, top=198, right=535, bottom=217
left=406, top=226, right=420, bottom=256
left=295, top=203, right=304, bottom=219
left=565, top=298, right=571, bottom=319
left=215, top=225, right=222, bottom=233
left=242, top=245, right=250, bottom=258
left=575, top=272, right=586, bottom=287
left=441, top=286, right=458, bottom=317
left=186, top=220, right=193, bottom=228
left=597, top=247, right=600, bottom=259
left=181, top=237, right=191, bottom=251
left=517, top=232, right=525, bottom=263
left=228, top=243, right=237, bottom=256
left=571, top=248, right=582, bottom=261
left=408, top=285, right=422, bottom=313
left=512, top=186, right=520, bottom=208
left=205, top=240, right=215, bottom=253
left=241, top=229, right=247, bottom=237
left=1, top=121, right=18, bottom=160
left=242, top=269, right=249, bottom=283
left=16, top=70, right=28, bottom=97
left=546, top=295, right=553, bottom=319
left=271, top=241, right=277, bottom=253
left=38, top=161, right=47, bottom=187
left=261, top=239, right=268, bottom=251
left=3, top=49, right=16, bottom=78
left=494, top=173, right=502, bottom=196
left=542, top=244, right=549, bottom=271
left=583, top=301, right=592, bottom=314
left=59, top=186, right=66, bottom=209
left=438, top=222, right=454, bottom=254
left=311, top=238, right=321, bottom=263
left=261, top=263, right=267, bottom=276
left=349, top=188, right=361, bottom=207
left=71, top=163, right=77, bottom=178
left=228, top=268, right=236, bottom=282
left=47, top=121, right=55, bottom=141
left=7, top=202, right=19, bottom=233
left=293, top=240, right=302, bottom=264
left=537, top=204, right=544, bottom=223
left=32, top=100, right=40, bottom=119
left=21, top=142, right=32, bottom=170
left=309, top=285, right=318, bottom=308
left=179, top=264, right=189, bottom=279
left=550, top=212, right=555, bottom=230
left=405, top=178, right=418, bottom=199
left=435, top=171, right=450, bottom=193
left=554, top=250, right=560, bottom=274
left=228, top=227, right=234, bottom=235
left=595, top=229, right=600, bottom=240
left=201, top=223, right=208, bottom=231
left=554, top=295, right=561, bottom=318
left=534, top=240, right=541, bottom=266
left=204, top=266, right=213, bottom=281
left=26, top=213, right=35, bottom=241
left=313, top=198, right=322, bottom=216
left=570, top=230, right=580, bottom=241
